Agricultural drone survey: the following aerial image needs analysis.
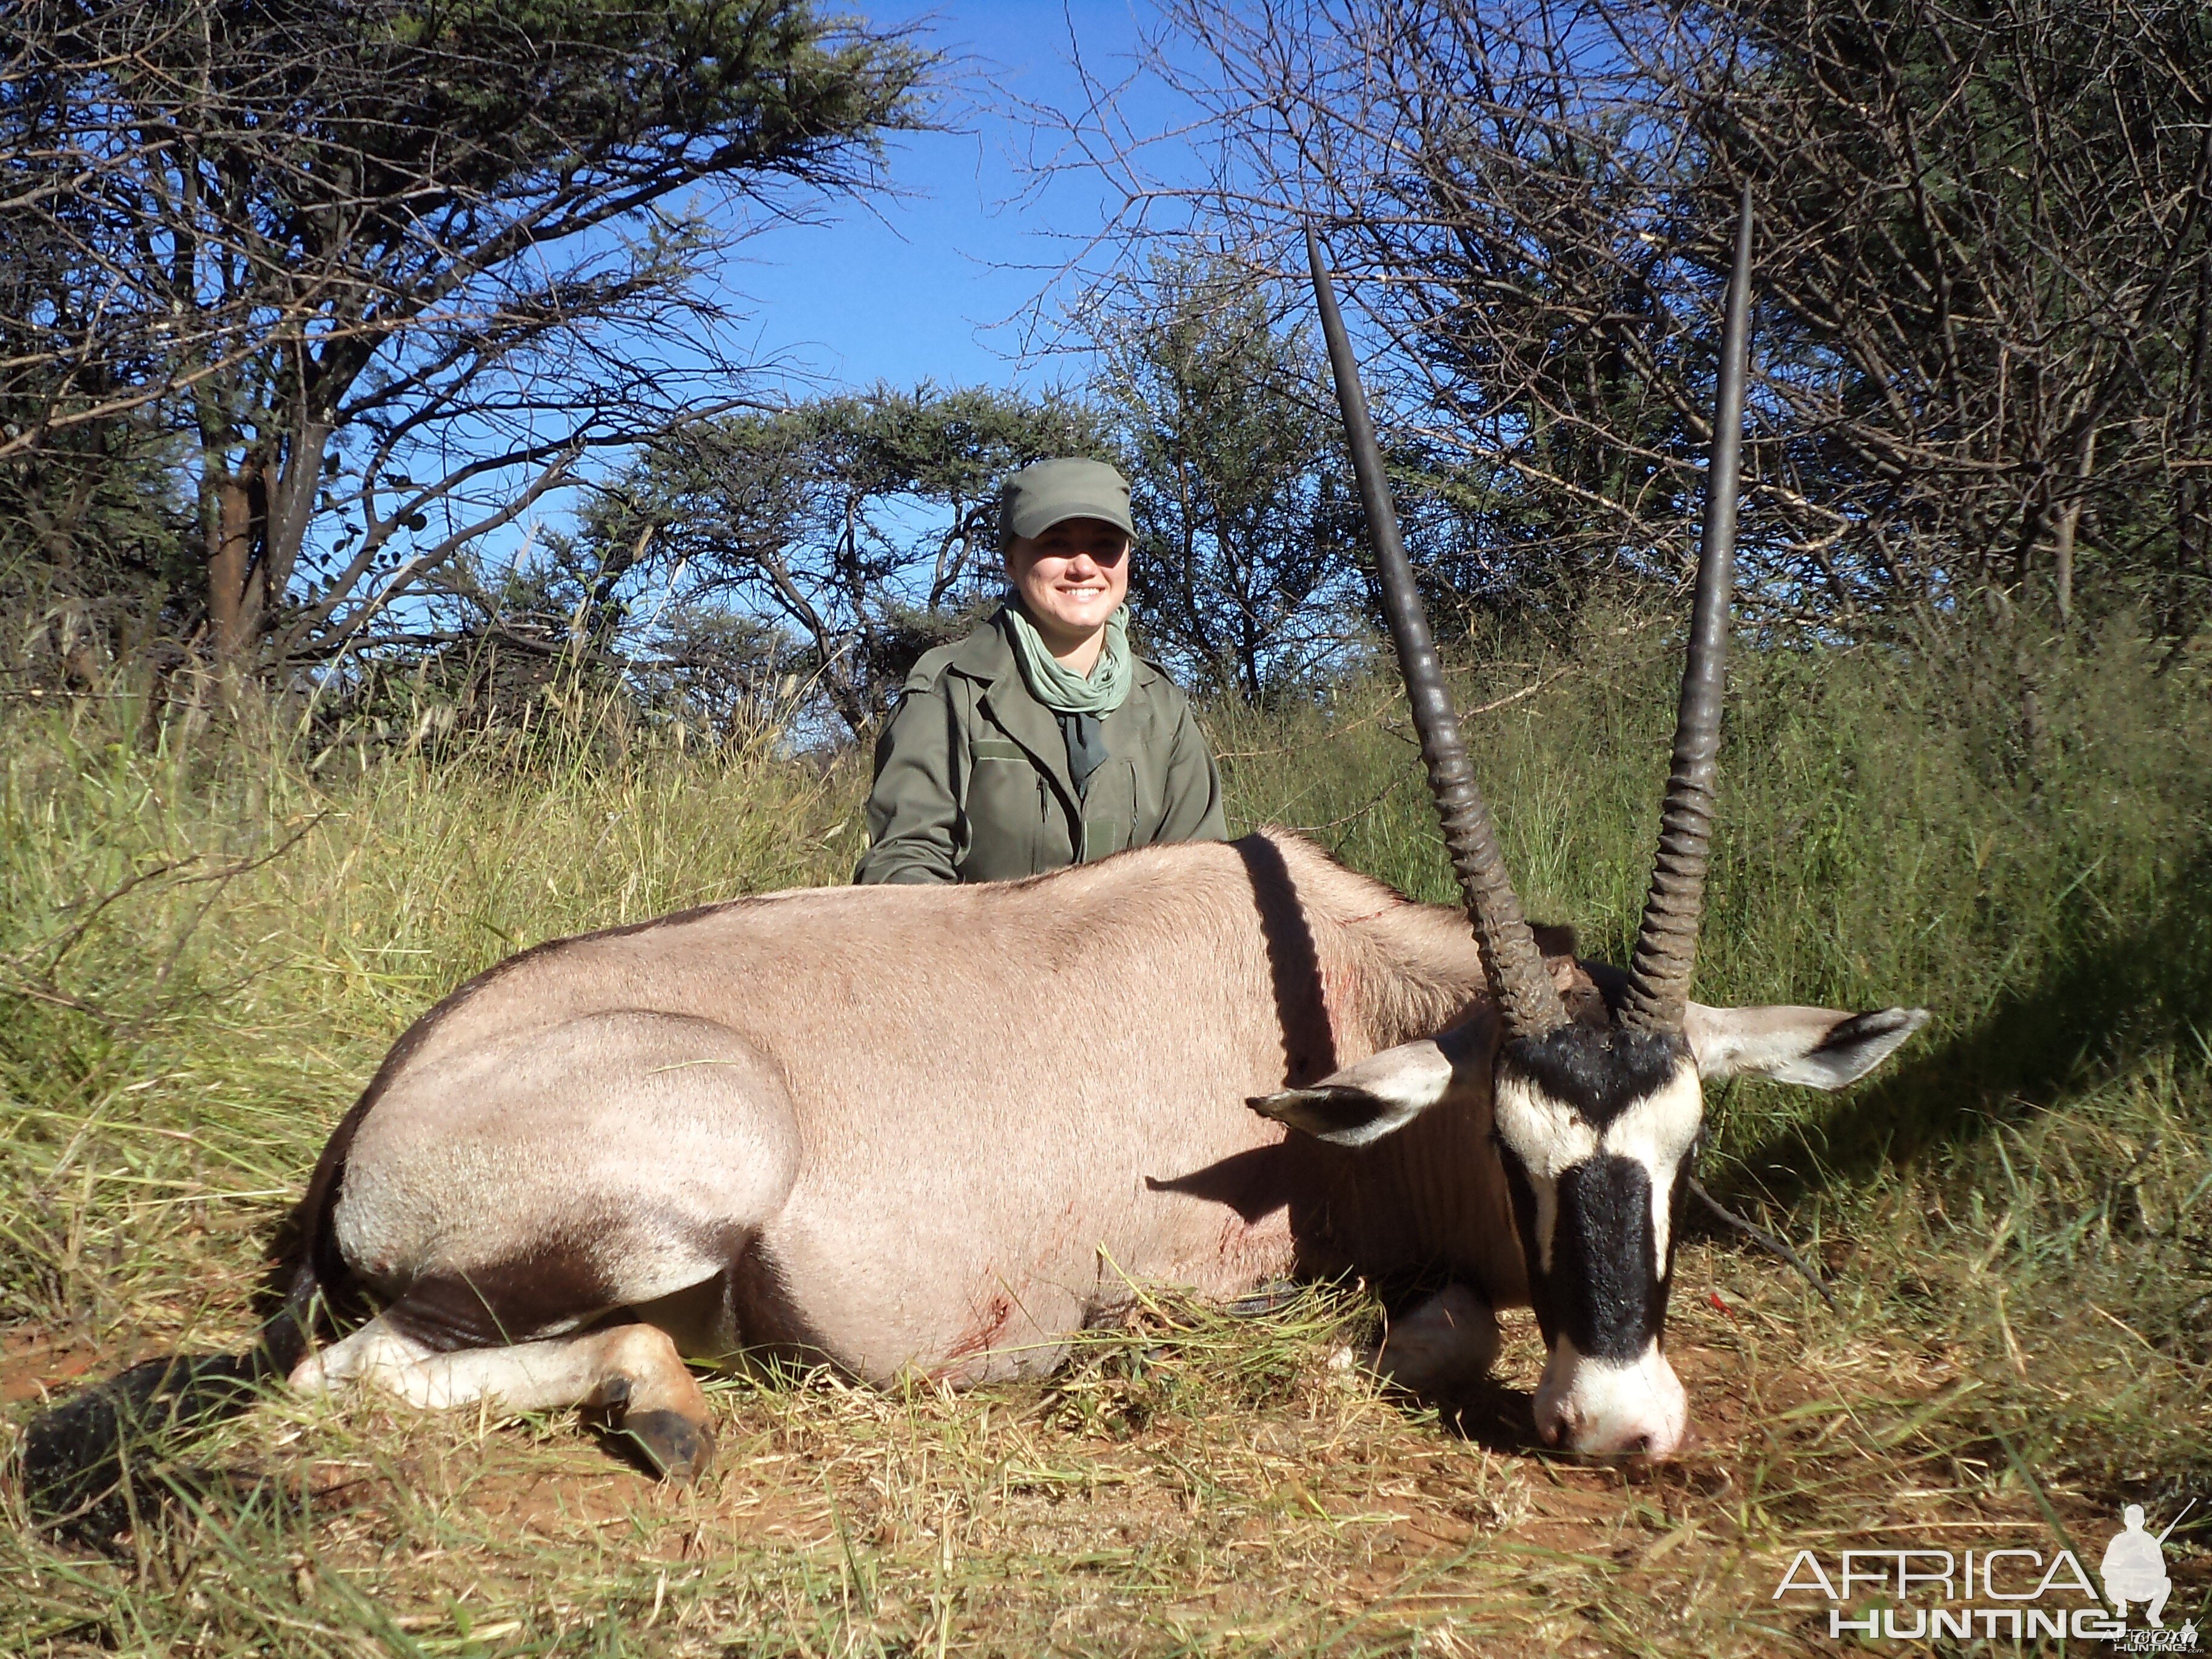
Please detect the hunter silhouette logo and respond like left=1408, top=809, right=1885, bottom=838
left=1773, top=1500, right=2199, bottom=1645
left=2102, top=1505, right=2178, bottom=1628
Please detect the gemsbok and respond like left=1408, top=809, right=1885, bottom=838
left=24, top=192, right=1925, bottom=1532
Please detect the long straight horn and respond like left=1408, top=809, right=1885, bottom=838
left=1307, top=226, right=1568, bottom=1040
left=1620, top=184, right=1756, bottom=1036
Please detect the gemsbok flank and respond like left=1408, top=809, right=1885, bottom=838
left=25, top=190, right=1924, bottom=1533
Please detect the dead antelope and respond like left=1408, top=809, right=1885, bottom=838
left=24, top=193, right=1922, bottom=1528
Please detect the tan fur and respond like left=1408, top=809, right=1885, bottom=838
left=319, top=832, right=1537, bottom=1385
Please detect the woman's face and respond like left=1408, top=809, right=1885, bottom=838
left=1005, top=516, right=1131, bottom=658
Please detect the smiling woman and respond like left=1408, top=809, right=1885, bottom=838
left=853, top=458, right=1226, bottom=883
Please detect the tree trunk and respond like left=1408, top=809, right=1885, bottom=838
left=207, top=460, right=261, bottom=668
left=2051, top=428, right=2094, bottom=628
left=261, top=414, right=333, bottom=635
left=204, top=414, right=327, bottom=673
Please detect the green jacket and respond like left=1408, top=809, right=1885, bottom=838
left=854, top=609, right=1226, bottom=885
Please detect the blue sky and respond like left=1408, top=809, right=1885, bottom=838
left=372, top=6, right=1205, bottom=597
left=710, top=2, right=1169, bottom=395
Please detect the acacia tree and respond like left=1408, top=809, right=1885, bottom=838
left=574, top=385, right=1107, bottom=734
left=1054, top=0, right=1743, bottom=625
left=1065, top=0, right=2212, bottom=643
left=1670, top=0, right=2212, bottom=639
left=0, top=0, right=929, bottom=675
left=1088, top=254, right=1368, bottom=703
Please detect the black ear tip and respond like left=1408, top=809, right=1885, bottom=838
left=1828, top=1006, right=1929, bottom=1048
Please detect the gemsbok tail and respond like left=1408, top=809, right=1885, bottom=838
left=19, top=1265, right=324, bottom=1538
left=18, top=1100, right=360, bottom=1540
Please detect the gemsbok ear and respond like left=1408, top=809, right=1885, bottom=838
left=1248, top=1037, right=1460, bottom=1147
left=1684, top=1004, right=1929, bottom=1090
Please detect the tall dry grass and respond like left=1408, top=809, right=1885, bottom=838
left=0, top=693, right=862, bottom=1344
left=1, top=622, right=2207, bottom=1655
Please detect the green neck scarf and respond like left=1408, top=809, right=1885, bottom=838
left=1002, top=602, right=1133, bottom=802
left=1002, top=601, right=1133, bottom=716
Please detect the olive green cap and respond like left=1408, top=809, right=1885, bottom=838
left=998, top=458, right=1135, bottom=546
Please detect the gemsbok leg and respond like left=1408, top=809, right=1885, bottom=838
left=292, top=1316, right=716, bottom=1480
left=293, top=1009, right=802, bottom=1481
left=1370, top=1285, right=1503, bottom=1397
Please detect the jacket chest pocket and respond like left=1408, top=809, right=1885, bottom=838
left=1081, top=756, right=1141, bottom=862
left=964, top=739, right=1062, bottom=878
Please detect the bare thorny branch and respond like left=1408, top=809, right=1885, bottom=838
left=1028, top=0, right=2212, bottom=641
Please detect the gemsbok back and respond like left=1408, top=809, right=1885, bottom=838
left=24, top=192, right=1925, bottom=1533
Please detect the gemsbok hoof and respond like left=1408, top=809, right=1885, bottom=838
left=576, top=1330, right=718, bottom=1483
left=621, top=1410, right=716, bottom=1484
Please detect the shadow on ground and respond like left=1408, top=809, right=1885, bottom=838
left=1433, top=1377, right=1542, bottom=1455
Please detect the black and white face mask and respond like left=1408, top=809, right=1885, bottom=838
left=1492, top=1026, right=1701, bottom=1456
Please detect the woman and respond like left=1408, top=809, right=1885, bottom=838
left=854, top=457, right=1225, bottom=884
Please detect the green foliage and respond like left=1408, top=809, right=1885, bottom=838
left=2, top=623, right=2206, bottom=1651
left=580, top=384, right=1108, bottom=730
left=1, top=0, right=934, bottom=674
left=0, top=198, right=196, bottom=676
left=0, top=417, right=195, bottom=686
left=369, top=0, right=920, bottom=179
left=1091, top=255, right=1367, bottom=703
left=1698, top=0, right=2212, bottom=628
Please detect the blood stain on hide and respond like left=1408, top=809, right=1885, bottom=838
left=944, top=1290, right=1015, bottom=1361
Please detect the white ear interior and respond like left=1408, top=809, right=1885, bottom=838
left=1247, top=1037, right=1456, bottom=1147
left=1686, top=1004, right=1928, bottom=1089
